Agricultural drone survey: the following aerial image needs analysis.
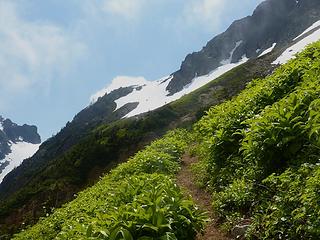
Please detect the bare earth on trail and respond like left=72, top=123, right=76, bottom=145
left=176, top=154, right=229, bottom=240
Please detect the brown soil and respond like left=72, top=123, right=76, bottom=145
left=176, top=154, right=229, bottom=240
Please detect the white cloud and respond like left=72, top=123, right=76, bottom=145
left=101, top=0, right=147, bottom=21
left=0, top=1, right=86, bottom=95
left=180, top=0, right=226, bottom=30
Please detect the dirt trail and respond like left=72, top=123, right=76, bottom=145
left=176, top=154, right=229, bottom=240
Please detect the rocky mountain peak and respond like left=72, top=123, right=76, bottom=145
left=0, top=116, right=41, bottom=183
left=166, top=0, right=320, bottom=95
left=0, top=117, right=41, bottom=144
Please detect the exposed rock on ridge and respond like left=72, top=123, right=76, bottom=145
left=166, top=0, right=320, bottom=95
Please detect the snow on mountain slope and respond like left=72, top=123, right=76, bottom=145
left=258, top=43, right=277, bottom=57
left=91, top=46, right=248, bottom=118
left=90, top=76, right=149, bottom=104
left=113, top=76, right=172, bottom=117
left=117, top=55, right=246, bottom=118
left=220, top=41, right=243, bottom=65
left=90, top=22, right=320, bottom=120
left=273, top=27, right=320, bottom=65
left=89, top=1, right=320, bottom=120
left=293, top=20, right=320, bottom=41
left=0, top=141, right=40, bottom=183
left=0, top=116, right=41, bottom=183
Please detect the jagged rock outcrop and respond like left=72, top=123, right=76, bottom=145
left=166, top=0, right=320, bottom=95
left=0, top=116, right=41, bottom=176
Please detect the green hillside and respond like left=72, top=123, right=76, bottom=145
left=192, top=41, right=320, bottom=239
left=13, top=130, right=206, bottom=240
left=0, top=42, right=274, bottom=236
left=13, top=42, right=320, bottom=239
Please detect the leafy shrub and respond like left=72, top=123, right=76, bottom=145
left=241, top=81, right=320, bottom=178
left=192, top=41, right=320, bottom=237
left=14, top=130, right=206, bottom=240
left=212, top=178, right=254, bottom=231
left=247, top=164, right=320, bottom=239
left=193, top=54, right=311, bottom=189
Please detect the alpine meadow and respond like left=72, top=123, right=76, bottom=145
left=1, top=0, right=320, bottom=239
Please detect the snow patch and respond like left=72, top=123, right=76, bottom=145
left=115, top=55, right=248, bottom=118
left=114, top=76, right=173, bottom=117
left=0, top=142, right=40, bottom=183
left=0, top=122, right=3, bottom=132
left=90, top=76, right=149, bottom=104
left=220, top=41, right=242, bottom=65
left=293, top=20, right=320, bottom=41
left=90, top=41, right=249, bottom=119
left=178, top=55, right=248, bottom=97
left=273, top=28, right=320, bottom=65
left=258, top=43, right=276, bottom=57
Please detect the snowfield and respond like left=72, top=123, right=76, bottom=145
left=258, top=43, right=276, bottom=57
left=91, top=41, right=248, bottom=118
left=293, top=20, right=320, bottom=41
left=90, top=76, right=149, bottom=104
left=90, top=19, right=320, bottom=120
left=115, top=55, right=248, bottom=118
left=273, top=27, right=320, bottom=65
left=0, top=141, right=40, bottom=183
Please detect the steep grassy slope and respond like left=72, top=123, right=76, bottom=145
left=13, top=41, right=320, bottom=240
left=192, top=41, right=320, bottom=239
left=13, top=130, right=206, bottom=240
left=0, top=50, right=276, bottom=236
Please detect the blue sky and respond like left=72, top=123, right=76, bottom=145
left=0, top=0, right=263, bottom=139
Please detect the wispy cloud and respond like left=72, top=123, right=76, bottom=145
left=179, top=0, right=226, bottom=31
left=0, top=1, right=86, bottom=96
left=101, top=0, right=147, bottom=21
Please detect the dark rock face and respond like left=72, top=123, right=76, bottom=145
left=0, top=116, right=41, bottom=159
left=1, top=119, right=41, bottom=144
left=166, top=0, right=320, bottom=95
left=0, top=133, right=10, bottom=160
left=0, top=116, right=41, bottom=174
left=52, top=86, right=139, bottom=153
left=73, top=86, right=136, bottom=125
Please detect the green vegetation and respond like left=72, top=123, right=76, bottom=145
left=192, top=41, right=320, bottom=239
left=0, top=39, right=274, bottom=237
left=14, top=130, right=206, bottom=240
left=7, top=37, right=320, bottom=240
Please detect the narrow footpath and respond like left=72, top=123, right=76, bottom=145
left=176, top=154, right=229, bottom=240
